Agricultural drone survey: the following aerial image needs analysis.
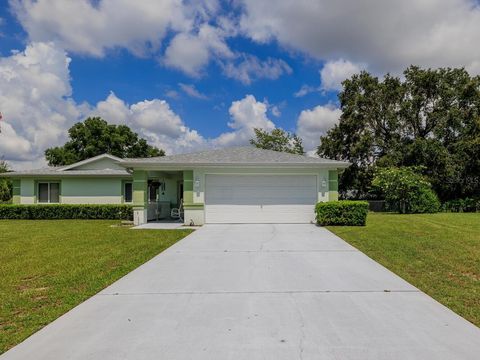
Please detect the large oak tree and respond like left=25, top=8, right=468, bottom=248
left=318, top=66, right=480, bottom=200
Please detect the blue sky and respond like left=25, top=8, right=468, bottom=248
left=1, top=0, right=480, bottom=169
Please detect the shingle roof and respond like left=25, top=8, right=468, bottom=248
left=1, top=168, right=131, bottom=177
left=1, top=153, right=131, bottom=177
left=122, top=146, right=350, bottom=167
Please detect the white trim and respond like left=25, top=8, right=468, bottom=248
left=59, top=154, right=124, bottom=171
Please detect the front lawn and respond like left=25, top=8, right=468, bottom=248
left=0, top=220, right=192, bottom=354
left=328, top=213, right=480, bottom=327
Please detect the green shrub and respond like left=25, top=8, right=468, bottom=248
left=410, top=187, right=441, bottom=213
left=315, top=201, right=369, bottom=226
left=443, top=198, right=479, bottom=213
left=372, top=166, right=440, bottom=214
left=0, top=204, right=133, bottom=220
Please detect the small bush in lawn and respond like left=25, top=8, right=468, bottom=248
left=410, top=187, right=441, bottom=214
left=315, top=201, right=369, bottom=226
left=372, top=167, right=440, bottom=214
left=0, top=204, right=133, bottom=220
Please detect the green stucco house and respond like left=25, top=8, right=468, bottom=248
left=3, top=146, right=350, bottom=225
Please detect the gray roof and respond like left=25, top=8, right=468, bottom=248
left=1, top=153, right=131, bottom=178
left=1, top=168, right=131, bottom=177
left=122, top=146, right=350, bottom=167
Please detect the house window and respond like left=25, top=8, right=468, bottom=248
left=124, top=182, right=133, bottom=203
left=38, top=182, right=60, bottom=203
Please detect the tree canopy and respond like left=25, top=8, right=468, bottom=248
left=318, top=66, right=480, bottom=201
left=0, top=159, right=11, bottom=202
left=45, top=117, right=165, bottom=166
left=250, top=128, right=304, bottom=155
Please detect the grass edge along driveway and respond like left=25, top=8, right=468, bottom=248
left=328, top=212, right=480, bottom=328
left=0, top=220, right=192, bottom=354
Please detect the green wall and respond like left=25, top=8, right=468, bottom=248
left=62, top=178, right=122, bottom=197
left=133, top=170, right=148, bottom=209
left=17, top=177, right=130, bottom=204
left=183, top=170, right=193, bottom=204
left=328, top=170, right=339, bottom=201
left=20, top=179, right=35, bottom=197
left=12, top=179, right=21, bottom=204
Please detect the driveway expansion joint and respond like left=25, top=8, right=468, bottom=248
left=173, top=249, right=359, bottom=253
left=100, top=289, right=421, bottom=296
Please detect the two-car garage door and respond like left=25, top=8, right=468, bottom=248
left=205, top=174, right=317, bottom=223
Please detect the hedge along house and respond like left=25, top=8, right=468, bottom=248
left=3, top=147, right=350, bottom=225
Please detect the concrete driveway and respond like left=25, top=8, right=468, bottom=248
left=2, top=224, right=480, bottom=359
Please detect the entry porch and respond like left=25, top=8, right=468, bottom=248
left=132, top=169, right=199, bottom=226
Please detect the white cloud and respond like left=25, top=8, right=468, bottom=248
left=130, top=99, right=185, bottom=138
left=163, top=23, right=233, bottom=76
left=240, top=0, right=480, bottom=75
left=320, top=59, right=364, bottom=91
left=162, top=33, right=209, bottom=76
left=12, top=0, right=480, bottom=79
left=296, top=104, right=341, bottom=152
left=11, top=1, right=237, bottom=78
left=271, top=105, right=281, bottom=117
left=294, top=84, right=317, bottom=98
left=0, top=42, right=209, bottom=169
left=214, top=94, right=275, bottom=146
left=0, top=42, right=80, bottom=167
left=0, top=121, right=32, bottom=160
left=11, top=0, right=189, bottom=57
left=165, top=89, right=180, bottom=99
left=293, top=59, right=364, bottom=96
left=0, top=42, right=286, bottom=169
left=97, top=93, right=280, bottom=153
left=467, top=60, right=480, bottom=75
left=222, top=54, right=292, bottom=84
left=178, top=83, right=208, bottom=99
left=93, top=93, right=207, bottom=155
left=94, top=92, right=130, bottom=125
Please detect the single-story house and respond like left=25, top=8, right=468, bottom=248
left=2, top=146, right=350, bottom=225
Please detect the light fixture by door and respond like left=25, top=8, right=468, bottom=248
left=321, top=177, right=327, bottom=188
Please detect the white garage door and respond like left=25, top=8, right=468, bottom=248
left=205, top=174, right=317, bottom=223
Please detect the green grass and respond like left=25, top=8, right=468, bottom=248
left=328, top=212, right=480, bottom=327
left=0, top=220, right=192, bottom=354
